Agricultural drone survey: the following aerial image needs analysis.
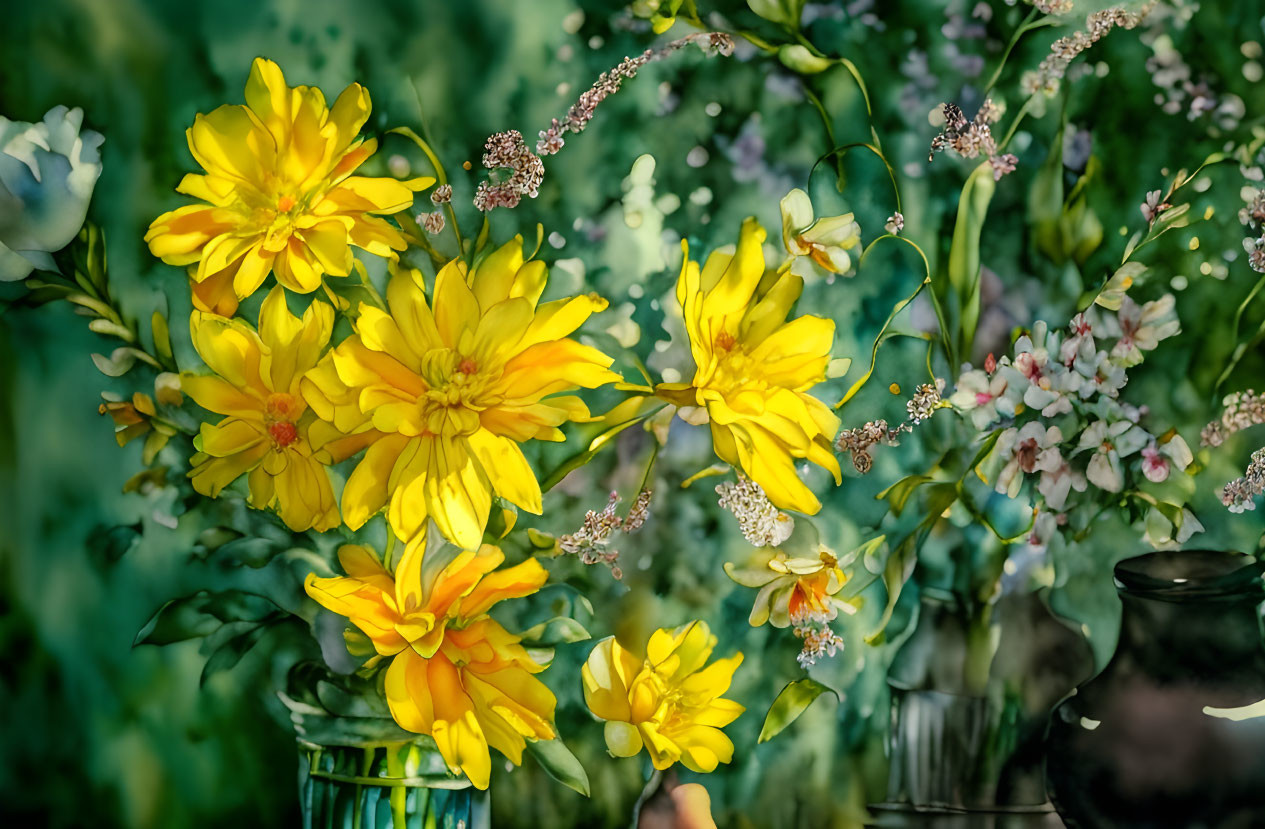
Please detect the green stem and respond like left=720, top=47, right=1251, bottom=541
left=997, top=96, right=1037, bottom=152
left=802, top=85, right=846, bottom=189
left=982, top=10, right=1052, bottom=98
left=407, top=82, right=466, bottom=253
left=628, top=767, right=664, bottom=829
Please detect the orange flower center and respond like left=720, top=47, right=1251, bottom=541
left=263, top=393, right=302, bottom=448
left=714, top=331, right=737, bottom=352
left=458, top=357, right=478, bottom=375
left=277, top=194, right=297, bottom=213
left=268, top=420, right=299, bottom=447
left=265, top=392, right=300, bottom=419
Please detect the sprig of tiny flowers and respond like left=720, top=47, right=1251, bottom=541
left=1200, top=390, right=1265, bottom=513
left=1021, top=3, right=1157, bottom=96
left=556, top=490, right=653, bottom=579
left=1219, top=449, right=1265, bottom=514
left=836, top=380, right=947, bottom=474
left=474, top=32, right=734, bottom=212
left=948, top=292, right=1195, bottom=548
left=928, top=100, right=1018, bottom=181
left=1239, top=174, right=1265, bottom=273
left=716, top=476, right=795, bottom=547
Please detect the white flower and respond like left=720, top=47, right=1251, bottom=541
left=1076, top=351, right=1128, bottom=399
left=1061, top=312, right=1098, bottom=366
left=950, top=367, right=1010, bottom=429
left=995, top=422, right=1064, bottom=498
left=1077, top=420, right=1149, bottom=492
left=1037, top=460, right=1087, bottom=511
left=998, top=324, right=1081, bottom=416
left=779, top=188, right=862, bottom=275
left=1111, top=295, right=1180, bottom=367
left=0, top=106, right=103, bottom=280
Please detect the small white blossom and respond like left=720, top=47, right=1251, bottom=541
left=950, top=367, right=1010, bottom=429
left=995, top=422, right=1064, bottom=498
left=717, top=476, right=795, bottom=546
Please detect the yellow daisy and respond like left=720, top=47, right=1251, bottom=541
left=657, top=218, right=842, bottom=514
left=305, top=541, right=556, bottom=790
left=183, top=288, right=365, bottom=531
left=146, top=57, right=432, bottom=300
left=582, top=621, right=744, bottom=773
left=302, top=238, right=620, bottom=551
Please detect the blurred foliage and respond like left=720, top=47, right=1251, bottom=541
left=3, top=0, right=1265, bottom=827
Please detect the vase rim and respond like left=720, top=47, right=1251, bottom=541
left=1113, top=550, right=1263, bottom=599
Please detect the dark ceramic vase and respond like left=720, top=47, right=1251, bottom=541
left=1045, top=550, right=1265, bottom=829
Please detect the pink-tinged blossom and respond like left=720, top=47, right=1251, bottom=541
left=1061, top=312, right=1097, bottom=366
left=950, top=367, right=1010, bottom=429
left=995, top=422, right=1064, bottom=498
left=1141, top=445, right=1170, bottom=482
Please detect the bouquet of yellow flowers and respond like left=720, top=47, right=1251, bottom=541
left=7, top=2, right=1265, bottom=826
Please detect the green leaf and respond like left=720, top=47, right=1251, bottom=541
left=1029, top=120, right=1065, bottom=263
left=945, top=162, right=996, bottom=364
left=134, top=590, right=276, bottom=646
left=526, top=737, right=591, bottom=797
left=88, top=318, right=133, bottom=342
left=876, top=475, right=934, bottom=516
left=758, top=678, right=834, bottom=743
left=539, top=408, right=659, bottom=492
left=518, top=616, right=591, bottom=646
left=865, top=534, right=920, bottom=644
left=834, top=242, right=931, bottom=409
left=151, top=310, right=173, bottom=366
left=200, top=620, right=270, bottom=686
left=777, top=44, right=832, bottom=74
left=747, top=0, right=804, bottom=28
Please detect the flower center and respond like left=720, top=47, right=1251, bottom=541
left=714, top=330, right=737, bottom=352
left=264, top=392, right=302, bottom=448
left=417, top=350, right=492, bottom=437
left=268, top=420, right=298, bottom=447
left=277, top=194, right=297, bottom=213
left=266, top=392, right=301, bottom=420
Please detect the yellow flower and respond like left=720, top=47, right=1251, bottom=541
left=779, top=188, right=861, bottom=275
left=304, top=542, right=556, bottom=790
left=581, top=621, right=743, bottom=773
left=724, top=547, right=856, bottom=628
left=657, top=218, right=842, bottom=514
left=183, top=287, right=364, bottom=531
left=146, top=57, right=432, bottom=301
left=301, top=238, right=620, bottom=551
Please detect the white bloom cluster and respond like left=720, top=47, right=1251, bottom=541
left=716, top=476, right=795, bottom=547
left=949, top=291, right=1193, bottom=548
left=794, top=625, right=845, bottom=669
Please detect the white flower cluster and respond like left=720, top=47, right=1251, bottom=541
left=949, top=291, right=1196, bottom=548
left=794, top=625, right=845, bottom=670
left=716, top=476, right=795, bottom=547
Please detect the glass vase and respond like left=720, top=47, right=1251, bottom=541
left=299, top=739, right=490, bottom=829
left=1045, top=550, right=1265, bottom=828
left=872, top=588, right=1090, bottom=827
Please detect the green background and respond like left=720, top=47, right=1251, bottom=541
left=3, top=0, right=1265, bottom=826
